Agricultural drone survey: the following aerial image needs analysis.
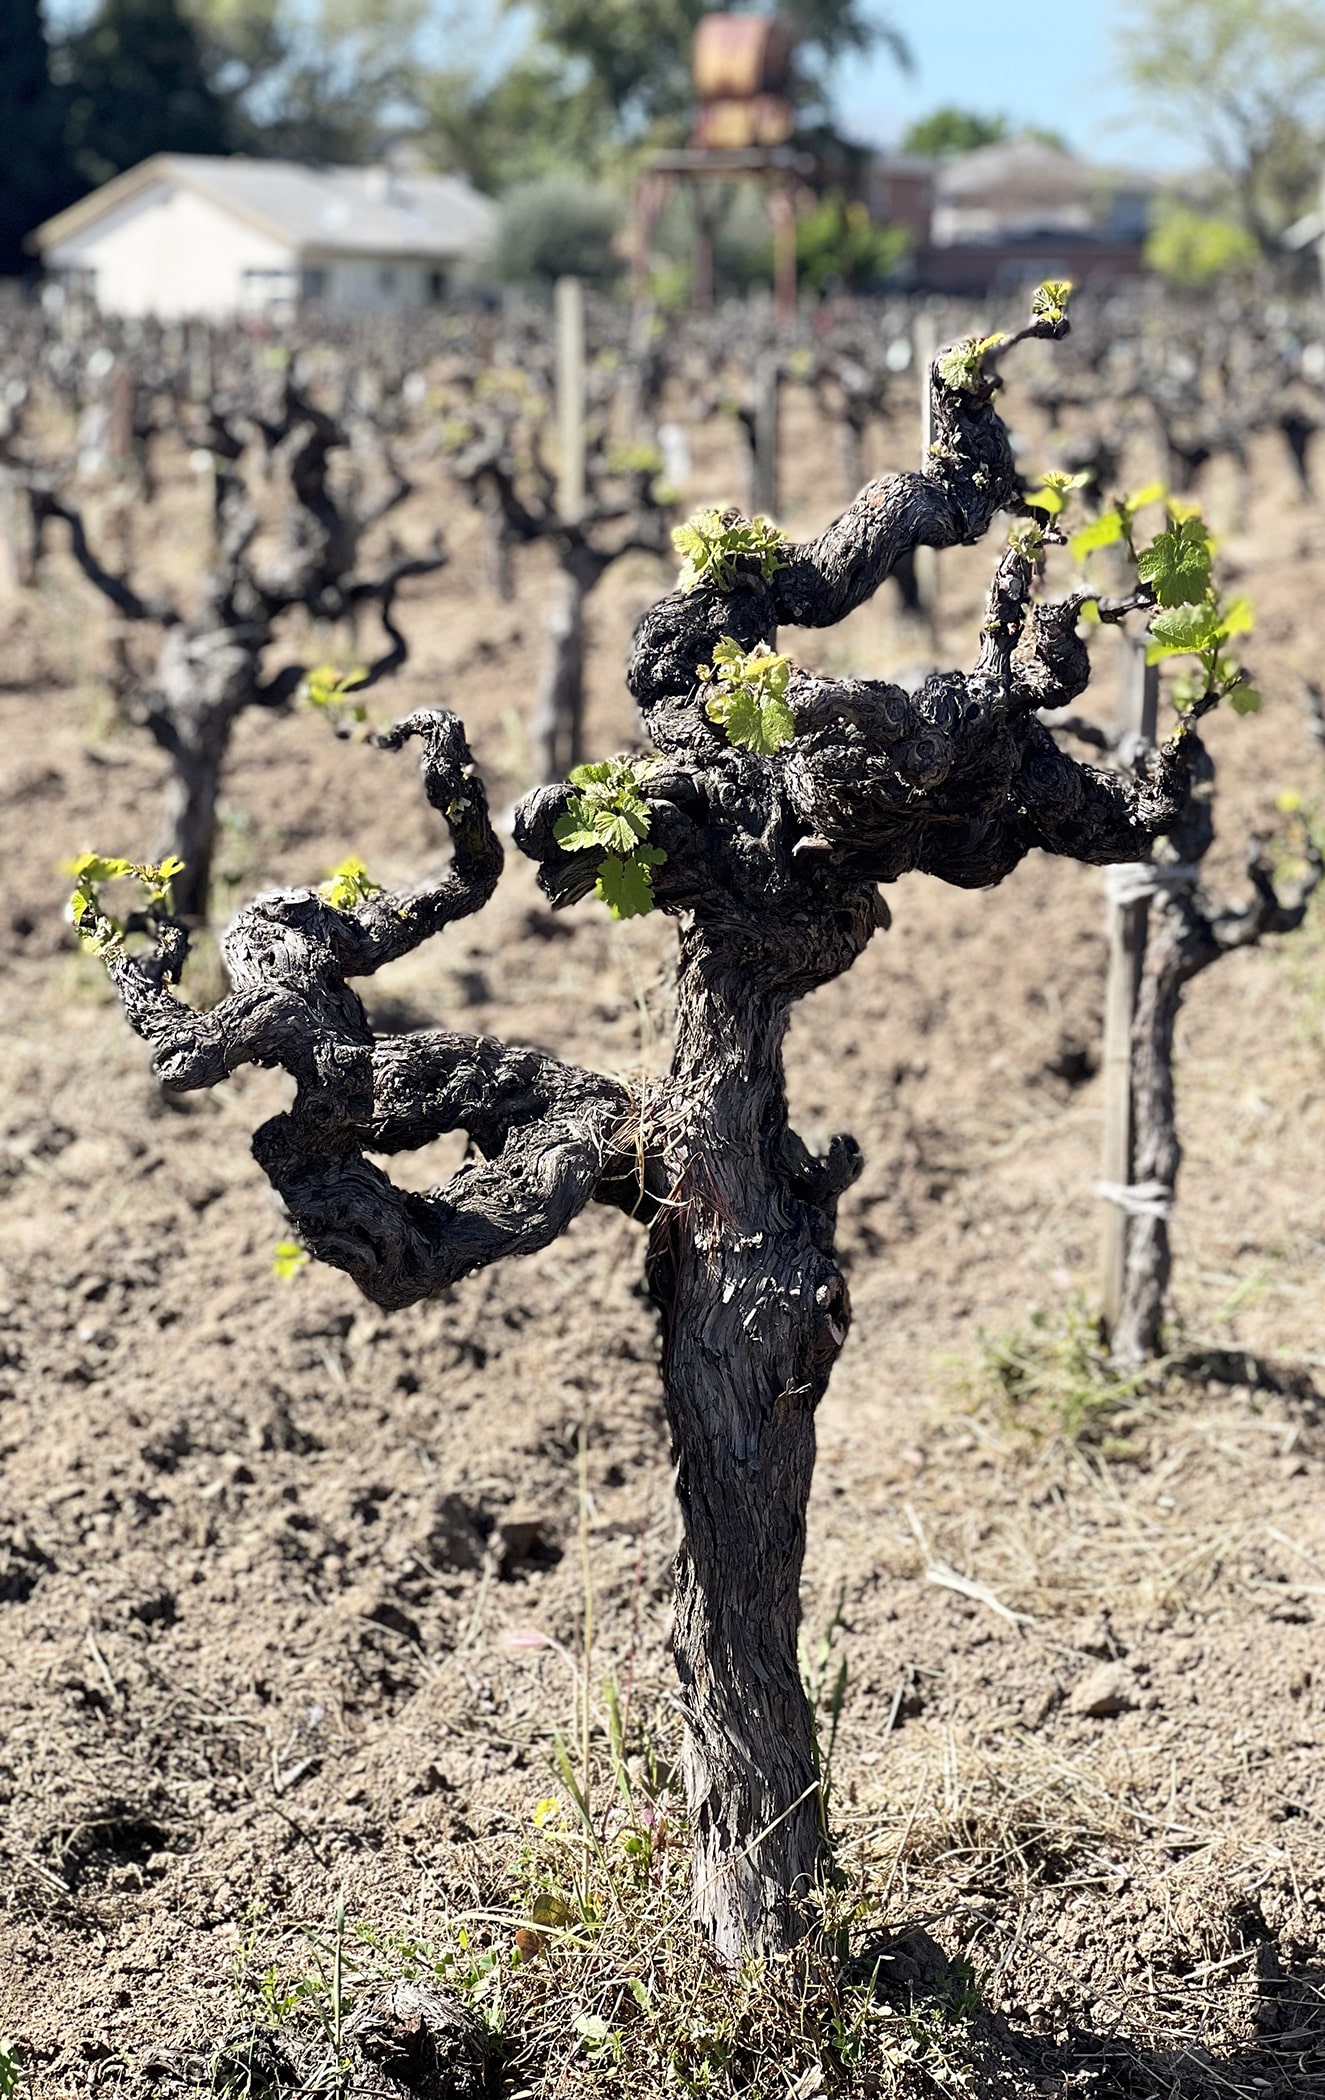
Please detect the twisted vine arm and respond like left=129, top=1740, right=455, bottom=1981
left=102, top=712, right=658, bottom=1309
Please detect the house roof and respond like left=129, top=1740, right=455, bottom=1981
left=935, top=140, right=1098, bottom=209
left=34, top=154, right=497, bottom=261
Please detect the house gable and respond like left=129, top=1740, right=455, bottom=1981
left=43, top=178, right=296, bottom=318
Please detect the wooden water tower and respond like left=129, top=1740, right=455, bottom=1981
left=634, top=11, right=813, bottom=320
left=690, top=13, right=797, bottom=149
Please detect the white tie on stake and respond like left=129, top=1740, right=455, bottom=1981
left=1103, top=860, right=1200, bottom=908
left=1094, top=1178, right=1174, bottom=1221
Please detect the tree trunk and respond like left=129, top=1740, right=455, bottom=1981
left=530, top=568, right=585, bottom=784
left=647, top=933, right=850, bottom=1959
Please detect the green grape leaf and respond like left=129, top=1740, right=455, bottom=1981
left=1126, top=481, right=1167, bottom=514
left=64, top=850, right=186, bottom=952
left=1137, top=517, right=1212, bottom=606
left=1008, top=518, right=1046, bottom=561
left=1026, top=469, right=1090, bottom=518
left=555, top=754, right=666, bottom=919
left=596, top=842, right=667, bottom=920
left=1145, top=599, right=1222, bottom=661
left=702, top=639, right=797, bottom=754
left=1219, top=594, right=1255, bottom=640
left=302, top=663, right=371, bottom=725
left=551, top=814, right=604, bottom=853
left=1069, top=510, right=1124, bottom=560
left=706, top=683, right=795, bottom=754
left=1228, top=683, right=1261, bottom=715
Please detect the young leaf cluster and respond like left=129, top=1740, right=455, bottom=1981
left=272, top=1238, right=310, bottom=1280
left=318, top=856, right=383, bottom=911
left=1138, top=515, right=1258, bottom=712
left=65, top=851, right=185, bottom=953
left=1031, top=279, right=1073, bottom=328
left=1068, top=482, right=1165, bottom=564
left=301, top=663, right=370, bottom=732
left=554, top=758, right=667, bottom=920
left=1071, top=492, right=1259, bottom=715
left=698, top=638, right=797, bottom=756
left=671, top=509, right=786, bottom=593
left=936, top=333, right=1005, bottom=394
left=1026, top=469, right=1090, bottom=519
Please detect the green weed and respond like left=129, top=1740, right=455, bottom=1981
left=973, top=1299, right=1166, bottom=1449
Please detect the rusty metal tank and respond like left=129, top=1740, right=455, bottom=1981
left=690, top=13, right=797, bottom=150
left=693, top=12, right=796, bottom=99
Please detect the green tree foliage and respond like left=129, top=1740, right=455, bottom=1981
left=527, top=0, right=906, bottom=139
left=900, top=106, right=1009, bottom=159
left=432, top=0, right=907, bottom=178
left=0, top=0, right=75, bottom=276
left=183, top=0, right=428, bottom=164
left=424, top=57, right=595, bottom=192
left=1120, top=0, right=1325, bottom=246
left=788, top=189, right=907, bottom=292
left=487, top=177, right=625, bottom=285
left=59, top=0, right=231, bottom=186
left=1145, top=202, right=1261, bottom=288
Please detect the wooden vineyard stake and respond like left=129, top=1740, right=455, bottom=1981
left=912, top=310, right=938, bottom=635
left=1098, top=632, right=1160, bottom=1338
left=753, top=350, right=779, bottom=519
left=555, top=275, right=586, bottom=525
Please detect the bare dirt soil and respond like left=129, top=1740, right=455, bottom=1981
left=2, top=355, right=1325, bottom=2097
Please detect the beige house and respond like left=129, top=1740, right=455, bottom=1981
left=32, top=154, right=497, bottom=319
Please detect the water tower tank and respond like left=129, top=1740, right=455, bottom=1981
left=693, top=13, right=796, bottom=100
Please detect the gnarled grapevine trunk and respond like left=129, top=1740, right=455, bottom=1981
left=648, top=934, right=859, bottom=1955
left=100, top=294, right=1221, bottom=1967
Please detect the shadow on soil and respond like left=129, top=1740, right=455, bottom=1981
left=883, top=1929, right=1325, bottom=2099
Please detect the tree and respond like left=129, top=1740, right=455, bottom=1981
left=1145, top=202, right=1263, bottom=289
left=58, top=0, right=231, bottom=187
left=787, top=191, right=907, bottom=294
left=423, top=55, right=600, bottom=192
left=1120, top=0, right=1325, bottom=249
left=178, top=0, right=433, bottom=163
left=0, top=0, right=75, bottom=278
left=85, top=293, right=1225, bottom=1960
left=500, top=0, right=908, bottom=156
left=487, top=178, right=626, bottom=286
left=900, top=106, right=1009, bottom=159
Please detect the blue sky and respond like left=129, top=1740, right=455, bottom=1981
left=46, top=0, right=1197, bottom=174
left=835, top=0, right=1194, bottom=170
